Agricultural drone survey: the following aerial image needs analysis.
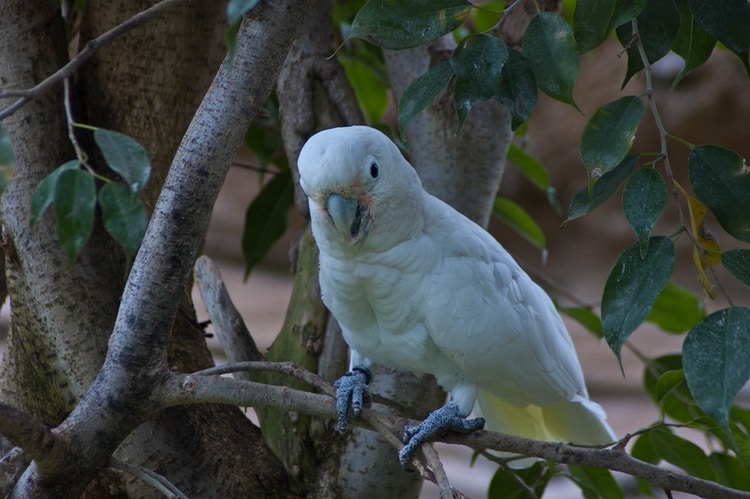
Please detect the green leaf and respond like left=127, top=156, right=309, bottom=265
left=622, top=168, right=667, bottom=258
left=643, top=354, right=703, bottom=422
left=94, top=129, right=152, bottom=193
left=350, top=0, right=472, bottom=49
left=671, top=0, right=716, bottom=88
left=602, top=236, right=675, bottom=364
left=488, top=462, right=552, bottom=499
left=688, top=0, right=750, bottom=75
left=29, top=161, right=80, bottom=226
left=398, top=61, right=454, bottom=143
left=654, top=369, right=686, bottom=402
left=649, top=428, right=717, bottom=481
left=495, top=48, right=537, bottom=130
left=721, top=249, right=750, bottom=289
left=54, top=169, right=96, bottom=264
left=0, top=124, right=14, bottom=165
left=631, top=431, right=660, bottom=465
left=567, top=465, right=624, bottom=499
left=689, top=145, right=750, bottom=243
left=242, top=170, right=294, bottom=278
left=559, top=306, right=603, bottom=338
left=98, top=183, right=147, bottom=259
left=581, top=96, right=645, bottom=192
left=450, top=34, right=508, bottom=133
left=227, top=0, right=260, bottom=26
left=709, top=452, right=750, bottom=491
left=683, top=306, right=750, bottom=430
left=492, top=197, right=546, bottom=250
left=573, top=0, right=646, bottom=53
left=507, top=143, right=550, bottom=191
left=522, top=12, right=580, bottom=107
left=340, top=56, right=389, bottom=123
left=646, top=281, right=705, bottom=333
left=564, top=155, right=636, bottom=224
left=615, top=0, right=680, bottom=87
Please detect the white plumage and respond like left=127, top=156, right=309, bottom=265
left=298, top=126, right=615, bottom=464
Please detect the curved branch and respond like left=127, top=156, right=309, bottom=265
left=0, top=405, right=64, bottom=465
left=0, top=0, right=187, bottom=120
left=157, top=364, right=750, bottom=499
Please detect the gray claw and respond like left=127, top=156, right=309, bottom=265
left=334, top=367, right=372, bottom=433
left=398, top=402, right=485, bottom=470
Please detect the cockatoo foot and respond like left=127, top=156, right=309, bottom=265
left=398, top=402, right=485, bottom=470
left=333, top=367, right=372, bottom=433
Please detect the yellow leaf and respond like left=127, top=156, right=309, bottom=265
left=674, top=180, right=720, bottom=299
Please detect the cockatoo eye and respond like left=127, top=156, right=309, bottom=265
left=369, top=162, right=379, bottom=178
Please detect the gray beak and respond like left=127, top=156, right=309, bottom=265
left=327, top=193, right=368, bottom=242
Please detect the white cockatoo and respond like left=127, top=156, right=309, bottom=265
left=297, top=126, right=616, bottom=468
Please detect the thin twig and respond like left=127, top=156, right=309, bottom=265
left=110, top=457, right=188, bottom=499
left=0, top=0, right=186, bottom=121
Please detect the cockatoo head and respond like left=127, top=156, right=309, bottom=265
left=298, top=126, right=423, bottom=252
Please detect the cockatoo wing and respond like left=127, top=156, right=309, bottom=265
left=419, top=194, right=616, bottom=445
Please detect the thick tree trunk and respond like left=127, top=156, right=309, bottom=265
left=0, top=0, right=312, bottom=496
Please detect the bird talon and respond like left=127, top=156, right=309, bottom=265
left=334, top=367, right=371, bottom=433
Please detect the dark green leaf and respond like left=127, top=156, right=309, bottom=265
left=671, top=0, right=716, bottom=88
left=0, top=124, right=14, bottom=165
left=450, top=34, right=508, bottom=133
left=683, top=307, right=750, bottom=430
left=689, top=145, right=750, bottom=243
left=567, top=465, right=624, bottom=499
left=495, top=48, right=537, bottom=130
left=242, top=170, right=294, bottom=278
left=649, top=428, right=717, bottom=481
left=646, top=281, right=705, bottom=333
left=622, top=168, right=667, bottom=258
left=643, top=354, right=700, bottom=422
left=54, top=169, right=96, bottom=264
left=340, top=57, right=389, bottom=123
left=602, top=237, right=675, bottom=364
left=492, top=197, right=545, bottom=250
left=523, top=12, right=580, bottom=107
left=631, top=431, right=661, bottom=464
left=507, top=143, right=549, bottom=190
left=488, top=462, right=551, bottom=499
left=350, top=0, right=472, bottom=49
left=564, top=155, right=636, bottom=224
left=558, top=306, right=603, bottom=338
left=29, top=161, right=80, bottom=226
left=573, top=0, right=646, bottom=53
left=227, top=0, right=260, bottom=26
left=94, top=129, right=152, bottom=193
left=98, top=183, right=147, bottom=259
left=722, top=249, right=750, bottom=289
left=398, top=61, right=454, bottom=143
left=615, top=0, right=680, bottom=87
left=581, top=96, right=645, bottom=192
left=709, top=453, right=750, bottom=491
left=688, top=0, right=750, bottom=75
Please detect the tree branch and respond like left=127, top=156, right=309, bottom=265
left=157, top=363, right=750, bottom=499
left=109, top=457, right=188, bottom=499
left=0, top=0, right=187, bottom=120
left=0, top=405, right=65, bottom=466
left=193, top=256, right=262, bottom=364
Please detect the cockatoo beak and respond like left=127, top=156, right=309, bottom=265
left=326, top=193, right=369, bottom=243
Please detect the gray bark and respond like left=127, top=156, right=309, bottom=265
left=2, top=0, right=313, bottom=496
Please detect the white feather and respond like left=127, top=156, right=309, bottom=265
left=298, top=126, right=616, bottom=453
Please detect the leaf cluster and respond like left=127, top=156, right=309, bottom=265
left=29, top=128, right=151, bottom=264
